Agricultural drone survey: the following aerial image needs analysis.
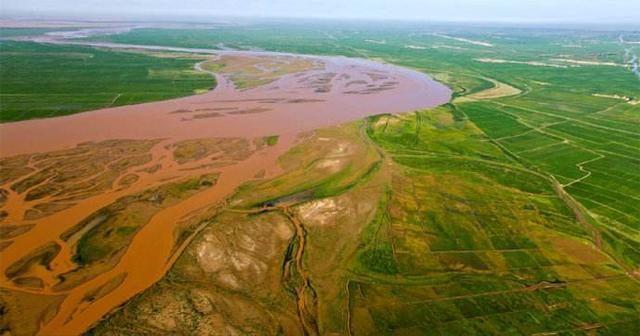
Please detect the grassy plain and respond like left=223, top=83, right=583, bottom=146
left=0, top=40, right=214, bottom=121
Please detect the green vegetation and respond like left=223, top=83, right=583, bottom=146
left=5, top=22, right=639, bottom=335
left=348, top=109, right=639, bottom=334
left=0, top=40, right=214, bottom=121
left=264, top=135, right=280, bottom=146
left=359, top=245, right=398, bottom=275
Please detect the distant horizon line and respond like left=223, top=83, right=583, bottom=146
left=2, top=11, right=639, bottom=29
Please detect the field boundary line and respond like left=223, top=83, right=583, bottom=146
left=494, top=102, right=640, bottom=137
left=563, top=155, right=604, bottom=188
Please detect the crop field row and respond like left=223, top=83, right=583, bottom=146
left=348, top=108, right=640, bottom=335
left=458, top=100, right=639, bottom=268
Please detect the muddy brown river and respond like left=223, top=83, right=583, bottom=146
left=0, top=33, right=451, bottom=335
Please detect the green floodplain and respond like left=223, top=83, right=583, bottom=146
left=2, top=21, right=640, bottom=335
left=0, top=39, right=213, bottom=122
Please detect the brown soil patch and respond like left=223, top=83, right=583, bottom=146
left=548, top=236, right=609, bottom=264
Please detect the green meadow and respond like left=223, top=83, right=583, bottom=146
left=0, top=40, right=213, bottom=121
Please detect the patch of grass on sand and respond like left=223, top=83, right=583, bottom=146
left=264, top=135, right=279, bottom=146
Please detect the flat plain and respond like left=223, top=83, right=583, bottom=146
left=0, top=21, right=639, bottom=335
left=0, top=39, right=213, bottom=121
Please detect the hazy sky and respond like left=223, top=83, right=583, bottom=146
left=2, top=0, right=639, bottom=23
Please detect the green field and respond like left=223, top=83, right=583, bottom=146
left=0, top=40, right=214, bottom=121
